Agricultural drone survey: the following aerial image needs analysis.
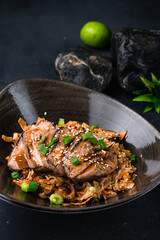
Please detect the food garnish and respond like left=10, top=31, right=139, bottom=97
left=49, top=194, right=63, bottom=205
left=39, top=136, right=47, bottom=144
left=99, top=165, right=105, bottom=171
left=89, top=136, right=99, bottom=145
left=58, top=118, right=65, bottom=126
left=48, top=137, right=58, bottom=148
left=90, top=125, right=99, bottom=130
left=133, top=73, right=160, bottom=114
left=71, top=157, right=81, bottom=166
left=82, top=131, right=93, bottom=140
left=11, top=171, right=19, bottom=179
left=62, top=135, right=72, bottom=145
left=21, top=182, right=38, bottom=193
left=82, top=132, right=99, bottom=145
left=28, top=182, right=39, bottom=192
left=130, top=154, right=136, bottom=165
left=38, top=144, right=49, bottom=156
left=21, top=182, right=29, bottom=192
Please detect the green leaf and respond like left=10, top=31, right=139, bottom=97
left=133, top=74, right=160, bottom=114
left=143, top=105, right=154, bottom=113
left=151, top=73, right=160, bottom=86
left=140, top=76, right=155, bottom=91
left=155, top=104, right=160, bottom=114
left=132, top=89, right=148, bottom=95
left=133, top=94, right=153, bottom=103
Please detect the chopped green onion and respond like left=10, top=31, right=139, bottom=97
left=63, top=135, right=72, bottom=145
left=21, top=182, right=29, bottom=192
left=58, top=118, right=65, bottom=127
left=48, top=137, right=58, bottom=148
left=82, top=131, right=99, bottom=145
left=11, top=171, right=19, bottom=179
left=99, top=165, right=105, bottom=171
left=21, top=182, right=38, bottom=193
left=49, top=194, right=63, bottom=205
left=39, top=136, right=47, bottom=144
left=82, top=132, right=93, bottom=140
left=90, top=125, right=99, bottom=130
left=96, top=139, right=108, bottom=151
left=28, top=182, right=38, bottom=192
left=130, top=154, right=136, bottom=164
left=71, top=156, right=81, bottom=166
left=89, top=136, right=99, bottom=145
left=38, top=144, right=49, bottom=156
left=99, top=139, right=106, bottom=149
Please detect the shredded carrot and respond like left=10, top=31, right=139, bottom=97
left=119, top=130, right=127, bottom=140
left=103, top=190, right=109, bottom=195
left=122, top=172, right=130, bottom=179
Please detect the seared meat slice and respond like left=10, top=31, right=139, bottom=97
left=8, top=133, right=30, bottom=170
left=8, top=120, right=57, bottom=171
left=75, top=151, right=117, bottom=181
left=63, top=130, right=118, bottom=182
left=47, top=121, right=82, bottom=176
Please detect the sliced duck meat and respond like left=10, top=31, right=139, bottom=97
left=74, top=151, right=118, bottom=181
left=8, top=120, right=57, bottom=171
left=112, top=28, right=160, bottom=91
left=7, top=119, right=83, bottom=176
left=7, top=133, right=29, bottom=170
left=63, top=130, right=118, bottom=181
left=47, top=121, right=82, bottom=176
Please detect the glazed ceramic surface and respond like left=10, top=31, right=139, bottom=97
left=0, top=79, right=160, bottom=213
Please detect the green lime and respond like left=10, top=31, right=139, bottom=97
left=80, top=21, right=111, bottom=48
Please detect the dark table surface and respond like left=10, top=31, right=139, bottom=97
left=0, top=0, right=160, bottom=239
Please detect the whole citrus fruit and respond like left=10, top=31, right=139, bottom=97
left=80, top=21, right=111, bottom=48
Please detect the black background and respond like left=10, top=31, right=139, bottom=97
left=0, top=0, right=160, bottom=239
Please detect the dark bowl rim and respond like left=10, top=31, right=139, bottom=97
left=0, top=78, right=160, bottom=214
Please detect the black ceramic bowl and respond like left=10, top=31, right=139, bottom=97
left=0, top=79, right=160, bottom=213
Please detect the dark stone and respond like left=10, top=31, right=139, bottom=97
left=112, top=28, right=160, bottom=91
left=55, top=47, right=113, bottom=92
